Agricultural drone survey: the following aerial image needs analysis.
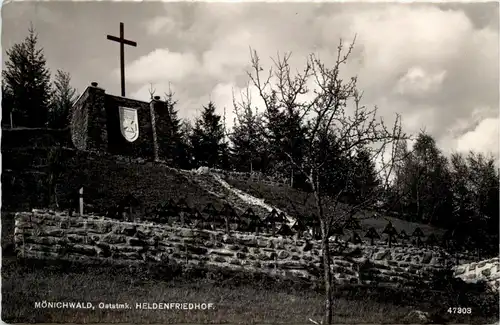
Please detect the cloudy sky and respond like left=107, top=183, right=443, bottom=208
left=1, top=1, right=499, bottom=158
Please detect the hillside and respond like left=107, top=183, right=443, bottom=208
left=2, top=148, right=226, bottom=213
left=221, top=176, right=448, bottom=241
left=2, top=132, right=447, bottom=244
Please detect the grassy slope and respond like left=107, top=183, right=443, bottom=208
left=2, top=148, right=227, bottom=213
left=224, top=178, right=447, bottom=240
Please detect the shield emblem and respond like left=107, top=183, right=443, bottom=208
left=119, top=107, right=139, bottom=142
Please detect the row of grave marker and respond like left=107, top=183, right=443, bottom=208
left=101, top=195, right=444, bottom=247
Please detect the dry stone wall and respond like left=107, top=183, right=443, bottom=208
left=453, top=257, right=500, bottom=291
left=15, top=210, right=458, bottom=288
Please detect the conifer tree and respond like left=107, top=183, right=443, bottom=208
left=230, top=100, right=266, bottom=172
left=189, top=102, right=226, bottom=168
left=2, top=25, right=52, bottom=127
left=49, top=70, right=78, bottom=129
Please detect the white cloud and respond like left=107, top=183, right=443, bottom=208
left=146, top=16, right=176, bottom=35
left=124, top=3, right=498, bottom=157
left=455, top=117, right=499, bottom=159
left=125, top=49, right=200, bottom=84
left=395, top=67, right=447, bottom=97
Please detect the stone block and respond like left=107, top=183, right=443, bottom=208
left=86, top=222, right=113, bottom=234
left=257, top=240, right=270, bottom=248
left=70, top=244, right=97, bottom=256
left=277, top=250, right=290, bottom=259
left=70, top=229, right=89, bottom=236
left=67, top=234, right=86, bottom=244
left=113, top=251, right=141, bottom=260
left=212, top=256, right=227, bottom=263
left=237, top=238, right=258, bottom=247
left=129, top=238, right=147, bottom=246
left=185, top=245, right=208, bottom=255
left=177, top=229, right=194, bottom=238
left=229, top=259, right=241, bottom=266
left=421, top=252, right=433, bottom=264
left=481, top=268, right=492, bottom=277
left=115, top=225, right=137, bottom=236
left=210, top=250, right=235, bottom=257
left=25, top=236, right=64, bottom=246
left=101, top=234, right=126, bottom=244
left=228, top=245, right=240, bottom=251
left=373, top=250, right=390, bottom=260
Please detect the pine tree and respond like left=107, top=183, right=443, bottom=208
left=350, top=147, right=380, bottom=204
left=49, top=70, right=78, bottom=129
left=2, top=81, right=14, bottom=127
left=2, top=25, right=52, bottom=127
left=189, top=102, right=226, bottom=168
left=262, top=93, right=308, bottom=187
left=230, top=102, right=266, bottom=172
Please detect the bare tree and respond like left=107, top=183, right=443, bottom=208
left=236, top=38, right=408, bottom=324
left=148, top=83, right=156, bottom=100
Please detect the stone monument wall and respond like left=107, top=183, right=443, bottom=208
left=70, top=82, right=169, bottom=161
left=15, top=210, right=460, bottom=288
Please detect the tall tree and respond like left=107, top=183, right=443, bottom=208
left=409, top=133, right=453, bottom=225
left=2, top=25, right=52, bottom=127
left=239, top=40, right=407, bottom=324
left=260, top=83, right=309, bottom=188
left=449, top=151, right=499, bottom=254
left=391, top=133, right=453, bottom=225
left=157, top=89, right=188, bottom=168
left=230, top=90, right=267, bottom=172
left=49, top=70, right=78, bottom=129
left=190, top=102, right=226, bottom=168
left=2, top=81, right=14, bottom=127
left=349, top=147, right=381, bottom=205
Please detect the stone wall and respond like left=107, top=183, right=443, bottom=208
left=70, top=82, right=172, bottom=160
left=15, top=210, right=459, bottom=288
left=453, top=257, right=500, bottom=291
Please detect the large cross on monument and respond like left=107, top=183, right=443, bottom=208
left=107, top=22, right=137, bottom=97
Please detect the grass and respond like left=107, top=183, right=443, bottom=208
left=2, top=148, right=228, bottom=213
left=2, top=257, right=498, bottom=324
left=1, top=258, right=407, bottom=324
left=2, top=212, right=498, bottom=324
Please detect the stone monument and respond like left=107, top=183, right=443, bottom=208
left=70, top=22, right=170, bottom=161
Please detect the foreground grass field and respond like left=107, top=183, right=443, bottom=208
left=2, top=256, right=498, bottom=324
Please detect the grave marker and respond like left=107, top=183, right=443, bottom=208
left=399, top=230, right=410, bottom=245
left=426, top=233, right=438, bottom=247
left=412, top=227, right=425, bottom=247
left=264, top=209, right=281, bottom=235
left=344, top=217, right=361, bottom=230
left=277, top=224, right=294, bottom=237
left=220, top=203, right=239, bottom=234
left=349, top=231, right=363, bottom=245
left=365, top=227, right=380, bottom=245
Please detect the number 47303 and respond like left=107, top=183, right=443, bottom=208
left=447, top=307, right=472, bottom=314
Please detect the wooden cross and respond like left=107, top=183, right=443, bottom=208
left=106, top=22, right=137, bottom=97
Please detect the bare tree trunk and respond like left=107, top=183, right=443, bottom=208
left=320, top=218, right=333, bottom=324
left=312, top=172, right=333, bottom=325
